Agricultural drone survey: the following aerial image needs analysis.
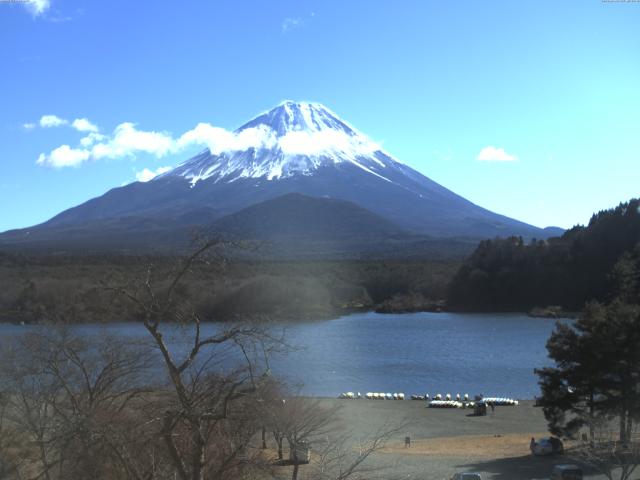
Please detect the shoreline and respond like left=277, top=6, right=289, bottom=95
left=0, top=307, right=578, bottom=325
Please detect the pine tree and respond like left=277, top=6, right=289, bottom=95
left=536, top=301, right=640, bottom=443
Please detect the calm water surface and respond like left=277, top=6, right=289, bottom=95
left=0, top=312, right=564, bottom=398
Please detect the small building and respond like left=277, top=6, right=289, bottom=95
left=289, top=442, right=311, bottom=464
left=474, top=402, right=487, bottom=416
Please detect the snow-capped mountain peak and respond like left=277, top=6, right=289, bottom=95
left=165, top=101, right=394, bottom=185
left=240, top=101, right=358, bottom=136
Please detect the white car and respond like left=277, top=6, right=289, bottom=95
left=451, top=473, right=482, bottom=480
left=531, top=437, right=564, bottom=456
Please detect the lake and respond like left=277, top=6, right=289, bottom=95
left=0, top=312, right=564, bottom=399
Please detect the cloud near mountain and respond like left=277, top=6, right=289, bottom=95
left=476, top=146, right=518, bottom=162
left=33, top=108, right=383, bottom=168
left=135, top=166, right=172, bottom=182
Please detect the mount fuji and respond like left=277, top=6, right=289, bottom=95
left=0, top=101, right=561, bottom=254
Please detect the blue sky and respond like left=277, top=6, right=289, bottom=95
left=1, top=0, right=639, bottom=232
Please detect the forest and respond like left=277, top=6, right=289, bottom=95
left=0, top=252, right=459, bottom=324
left=447, top=198, right=640, bottom=312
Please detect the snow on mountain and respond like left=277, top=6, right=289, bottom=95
left=163, top=101, right=397, bottom=185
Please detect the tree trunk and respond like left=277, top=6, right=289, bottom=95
left=589, top=391, right=595, bottom=446
left=619, top=408, right=628, bottom=444
left=191, top=424, right=206, bottom=480
left=162, top=415, right=188, bottom=480
left=36, top=435, right=53, bottom=480
left=274, top=433, right=283, bottom=460
left=289, top=437, right=301, bottom=480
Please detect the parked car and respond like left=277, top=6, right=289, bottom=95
left=451, top=473, right=482, bottom=480
left=550, top=464, right=583, bottom=480
left=531, top=437, right=564, bottom=456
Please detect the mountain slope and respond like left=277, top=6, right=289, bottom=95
left=209, top=193, right=406, bottom=240
left=206, top=193, right=477, bottom=260
left=0, top=101, right=560, bottom=253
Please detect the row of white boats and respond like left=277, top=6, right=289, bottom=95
left=338, top=392, right=519, bottom=407
left=338, top=392, right=406, bottom=400
left=428, top=398, right=519, bottom=408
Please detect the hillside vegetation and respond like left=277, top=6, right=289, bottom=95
left=448, top=198, right=640, bottom=311
left=0, top=254, right=458, bottom=323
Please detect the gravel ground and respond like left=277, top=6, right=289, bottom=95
left=289, top=398, right=609, bottom=480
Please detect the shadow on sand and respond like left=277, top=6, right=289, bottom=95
left=454, top=454, right=599, bottom=480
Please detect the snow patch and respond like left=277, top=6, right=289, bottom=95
left=168, top=102, right=399, bottom=185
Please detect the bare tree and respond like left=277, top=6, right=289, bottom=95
left=311, top=422, right=405, bottom=480
left=112, top=239, right=285, bottom=480
left=570, top=419, right=640, bottom=480
left=263, top=394, right=405, bottom=480
left=0, top=392, right=25, bottom=479
left=0, top=328, right=154, bottom=480
left=264, top=396, right=340, bottom=480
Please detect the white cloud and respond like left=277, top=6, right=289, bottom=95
left=35, top=115, right=382, bottom=169
left=25, top=0, right=51, bottom=16
left=177, top=123, right=276, bottom=154
left=91, top=122, right=174, bottom=159
left=39, top=114, right=68, bottom=128
left=175, top=122, right=377, bottom=157
left=37, top=122, right=175, bottom=167
left=135, top=166, right=172, bottom=182
left=282, top=17, right=302, bottom=33
left=279, top=130, right=379, bottom=156
left=29, top=114, right=100, bottom=134
left=476, top=146, right=518, bottom=162
left=79, top=132, right=107, bottom=147
left=72, top=118, right=98, bottom=133
left=37, top=145, right=90, bottom=168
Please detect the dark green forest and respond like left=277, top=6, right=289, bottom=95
left=448, top=198, right=640, bottom=312
left=0, top=253, right=458, bottom=323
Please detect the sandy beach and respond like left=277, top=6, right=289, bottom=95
left=270, top=399, right=607, bottom=480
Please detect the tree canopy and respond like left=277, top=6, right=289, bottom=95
left=448, top=198, right=640, bottom=311
left=536, top=300, right=640, bottom=443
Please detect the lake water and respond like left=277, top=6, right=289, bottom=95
left=0, top=312, right=564, bottom=399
